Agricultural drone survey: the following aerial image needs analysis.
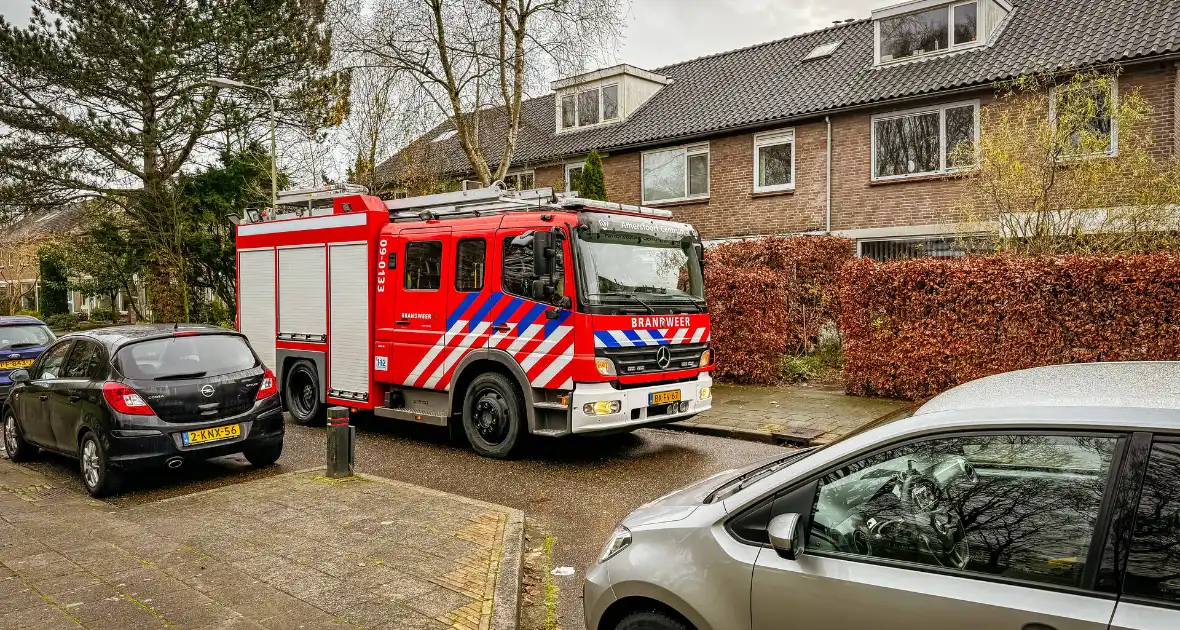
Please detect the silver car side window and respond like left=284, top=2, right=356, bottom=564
left=807, top=434, right=1117, bottom=588
left=1122, top=441, right=1180, bottom=603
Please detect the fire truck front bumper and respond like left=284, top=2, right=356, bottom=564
left=569, top=373, right=713, bottom=434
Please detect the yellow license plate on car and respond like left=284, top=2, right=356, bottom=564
left=0, top=359, right=33, bottom=370
left=183, top=424, right=241, bottom=446
left=649, top=390, right=681, bottom=405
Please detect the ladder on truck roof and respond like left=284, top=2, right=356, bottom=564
left=384, top=184, right=673, bottom=222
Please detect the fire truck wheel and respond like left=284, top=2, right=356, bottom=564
left=462, top=373, right=524, bottom=459
left=284, top=360, right=325, bottom=426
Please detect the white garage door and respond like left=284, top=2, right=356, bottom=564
left=278, top=245, right=327, bottom=340
left=329, top=243, right=370, bottom=396
left=238, top=248, right=277, bottom=370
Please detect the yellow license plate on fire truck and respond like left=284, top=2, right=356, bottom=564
left=0, top=359, right=33, bottom=370
left=183, top=424, right=241, bottom=446
left=649, top=390, right=681, bottom=405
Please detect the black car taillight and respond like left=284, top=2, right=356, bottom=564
left=102, top=382, right=155, bottom=415
left=256, top=368, right=278, bottom=400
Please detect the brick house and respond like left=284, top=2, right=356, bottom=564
left=377, top=0, right=1180, bottom=258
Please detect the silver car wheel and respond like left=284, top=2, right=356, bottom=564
left=3, top=414, right=16, bottom=454
left=82, top=440, right=100, bottom=489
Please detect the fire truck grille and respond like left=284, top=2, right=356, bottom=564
left=596, top=342, right=708, bottom=375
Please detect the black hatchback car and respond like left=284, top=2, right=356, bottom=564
left=0, top=325, right=283, bottom=496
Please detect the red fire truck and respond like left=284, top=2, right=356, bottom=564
left=235, top=184, right=713, bottom=457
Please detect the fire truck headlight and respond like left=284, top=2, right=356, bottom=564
left=699, top=349, right=711, bottom=368
left=583, top=401, right=622, bottom=415
left=595, top=358, right=616, bottom=376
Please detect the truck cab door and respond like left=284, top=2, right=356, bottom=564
left=389, top=228, right=452, bottom=388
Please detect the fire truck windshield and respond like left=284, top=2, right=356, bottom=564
left=575, top=229, right=705, bottom=310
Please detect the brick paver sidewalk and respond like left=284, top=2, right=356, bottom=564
left=674, top=383, right=908, bottom=446
left=0, top=461, right=523, bottom=630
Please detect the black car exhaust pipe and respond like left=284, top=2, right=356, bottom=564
left=166, top=456, right=183, bottom=469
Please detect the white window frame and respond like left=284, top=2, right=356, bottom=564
left=1049, top=77, right=1119, bottom=158
left=503, top=169, right=535, bottom=191
left=870, top=99, right=980, bottom=181
left=565, top=162, right=585, bottom=193
left=874, top=0, right=984, bottom=65
left=753, top=129, right=796, bottom=193
left=556, top=83, right=621, bottom=132
left=641, top=142, right=710, bottom=204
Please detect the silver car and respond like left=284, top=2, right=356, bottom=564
left=585, top=362, right=1180, bottom=630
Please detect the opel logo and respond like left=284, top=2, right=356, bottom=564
left=655, top=345, right=671, bottom=369
left=200, top=384, right=215, bottom=398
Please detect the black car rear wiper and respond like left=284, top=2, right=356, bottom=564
left=153, top=371, right=208, bottom=380
left=5, top=342, right=42, bottom=350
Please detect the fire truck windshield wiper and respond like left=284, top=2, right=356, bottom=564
left=622, top=292, right=656, bottom=314
left=667, top=294, right=703, bottom=313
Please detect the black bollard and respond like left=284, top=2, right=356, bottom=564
left=326, top=406, right=354, bottom=478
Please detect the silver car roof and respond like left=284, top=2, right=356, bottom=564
left=916, top=361, right=1180, bottom=416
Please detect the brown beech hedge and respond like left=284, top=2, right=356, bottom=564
left=839, top=253, right=1180, bottom=400
left=706, top=236, right=853, bottom=383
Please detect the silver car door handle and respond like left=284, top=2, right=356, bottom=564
left=38, top=394, right=48, bottom=402
left=1022, top=624, right=1057, bottom=630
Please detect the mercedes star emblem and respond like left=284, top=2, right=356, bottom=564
left=200, top=384, right=215, bottom=398
left=655, top=345, right=672, bottom=369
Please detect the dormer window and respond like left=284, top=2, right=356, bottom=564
left=562, top=84, right=618, bottom=129
left=873, top=0, right=1010, bottom=65
left=552, top=65, right=668, bottom=134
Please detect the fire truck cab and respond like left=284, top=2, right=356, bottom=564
left=235, top=184, right=713, bottom=458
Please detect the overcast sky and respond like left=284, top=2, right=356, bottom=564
left=0, top=0, right=880, bottom=69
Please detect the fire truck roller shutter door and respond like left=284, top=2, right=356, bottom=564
left=239, top=248, right=277, bottom=370
left=278, top=245, right=327, bottom=341
left=329, top=243, right=370, bottom=399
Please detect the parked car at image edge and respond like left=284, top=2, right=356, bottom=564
left=0, top=315, right=56, bottom=402
left=585, top=361, right=1180, bottom=630
left=0, top=325, right=284, bottom=497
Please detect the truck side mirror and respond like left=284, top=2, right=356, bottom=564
left=533, top=229, right=556, bottom=277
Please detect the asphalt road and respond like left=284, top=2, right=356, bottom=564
left=17, top=417, right=785, bottom=629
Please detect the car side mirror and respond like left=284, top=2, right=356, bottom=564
left=8, top=368, right=29, bottom=384
left=767, top=513, right=805, bottom=560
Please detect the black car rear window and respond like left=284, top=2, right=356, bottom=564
left=0, top=325, right=54, bottom=350
left=115, top=334, right=258, bottom=380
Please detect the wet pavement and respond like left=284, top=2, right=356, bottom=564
left=17, top=417, right=786, bottom=629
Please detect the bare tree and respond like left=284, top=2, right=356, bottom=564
left=343, top=67, right=435, bottom=195
left=340, top=0, right=625, bottom=186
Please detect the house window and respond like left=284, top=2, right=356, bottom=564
left=753, top=129, right=795, bottom=193
left=877, top=1, right=980, bottom=63
left=1050, top=79, right=1117, bottom=157
left=578, top=89, right=600, bottom=126
left=872, top=101, right=978, bottom=180
left=603, top=85, right=619, bottom=120
left=642, top=143, right=709, bottom=203
left=503, top=170, right=534, bottom=190
left=558, top=84, right=620, bottom=130
left=561, top=95, right=576, bottom=129
left=565, top=162, right=584, bottom=193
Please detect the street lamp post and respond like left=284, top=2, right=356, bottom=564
left=205, top=77, right=278, bottom=208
